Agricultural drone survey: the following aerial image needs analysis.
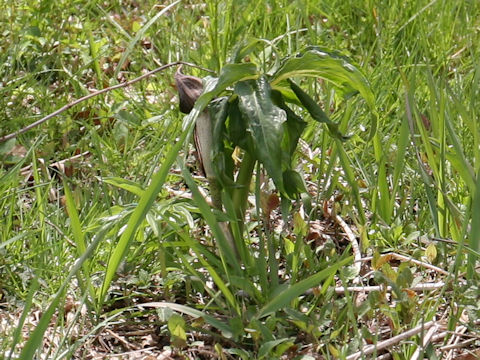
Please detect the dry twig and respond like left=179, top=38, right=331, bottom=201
left=333, top=282, right=445, bottom=294
left=440, top=338, right=477, bottom=352
left=20, top=151, right=91, bottom=177
left=346, top=320, right=439, bottom=360
left=410, top=322, right=440, bottom=360
left=44, top=219, right=76, bottom=247
left=105, top=328, right=140, bottom=351
left=104, top=347, right=159, bottom=359
left=361, top=253, right=451, bottom=276
left=334, top=214, right=362, bottom=284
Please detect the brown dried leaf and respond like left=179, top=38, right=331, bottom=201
left=260, top=191, right=279, bottom=218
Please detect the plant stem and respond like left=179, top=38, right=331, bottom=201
left=231, top=151, right=256, bottom=232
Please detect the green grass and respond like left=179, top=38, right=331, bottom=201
left=1, top=0, right=479, bottom=359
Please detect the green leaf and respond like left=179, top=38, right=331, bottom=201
left=283, top=109, right=307, bottom=155
left=257, top=256, right=352, bottom=318
left=168, top=314, right=187, bottom=340
left=283, top=169, right=307, bottom=199
left=272, top=48, right=376, bottom=139
left=230, top=38, right=267, bottom=63
left=271, top=89, right=307, bottom=156
left=101, top=177, right=145, bottom=197
left=293, top=211, right=308, bottom=237
left=139, top=302, right=234, bottom=337
left=113, top=121, right=128, bottom=146
left=0, top=138, right=15, bottom=155
left=210, top=97, right=235, bottom=187
left=235, top=76, right=287, bottom=192
left=397, top=263, right=413, bottom=288
left=227, top=348, right=251, bottom=360
left=271, top=47, right=375, bottom=108
left=197, top=63, right=259, bottom=109
left=64, top=180, right=96, bottom=308
left=227, top=98, right=254, bottom=152
left=258, top=338, right=294, bottom=359
left=288, top=79, right=348, bottom=141
left=335, top=139, right=367, bottom=224
left=1, top=136, right=41, bottom=184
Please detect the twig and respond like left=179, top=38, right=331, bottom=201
left=346, top=320, right=438, bottom=360
left=431, top=236, right=457, bottom=245
left=20, top=151, right=91, bottom=177
left=377, top=354, right=392, bottom=360
left=186, top=347, right=223, bottom=359
left=381, top=252, right=451, bottom=276
left=105, top=328, right=140, bottom=351
left=431, top=326, right=475, bottom=344
left=440, top=338, right=477, bottom=351
left=333, top=282, right=445, bottom=294
left=48, top=150, right=91, bottom=168
left=435, top=328, right=480, bottom=360
left=334, top=214, right=361, bottom=284
left=44, top=219, right=76, bottom=247
left=410, top=322, right=439, bottom=360
left=104, top=347, right=160, bottom=358
left=305, top=282, right=445, bottom=296
left=446, top=319, right=469, bottom=360
left=164, top=185, right=213, bottom=206
left=0, top=61, right=210, bottom=143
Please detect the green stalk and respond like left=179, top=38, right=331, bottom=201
left=254, top=162, right=270, bottom=294
left=175, top=68, right=237, bottom=255
left=231, top=150, right=256, bottom=231
left=194, top=111, right=223, bottom=210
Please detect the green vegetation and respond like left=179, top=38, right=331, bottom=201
left=1, top=0, right=479, bottom=359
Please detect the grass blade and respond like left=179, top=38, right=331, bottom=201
left=18, top=228, right=106, bottom=360
left=256, top=255, right=352, bottom=318
left=113, top=0, right=181, bottom=78
left=63, top=180, right=98, bottom=311
left=7, top=278, right=39, bottom=360
left=99, top=129, right=190, bottom=303
left=101, top=177, right=145, bottom=197
left=64, top=181, right=86, bottom=255
left=138, top=302, right=234, bottom=336
left=335, top=140, right=366, bottom=224
left=467, top=173, right=480, bottom=278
